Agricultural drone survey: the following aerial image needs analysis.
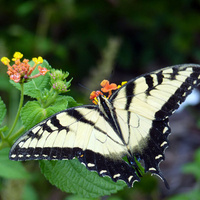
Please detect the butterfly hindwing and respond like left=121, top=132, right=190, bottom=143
left=110, top=64, right=200, bottom=187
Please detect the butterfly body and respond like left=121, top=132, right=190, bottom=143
left=9, top=64, right=200, bottom=188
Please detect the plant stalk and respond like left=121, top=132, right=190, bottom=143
left=6, top=83, right=24, bottom=140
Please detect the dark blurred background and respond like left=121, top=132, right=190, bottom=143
left=1, top=1, right=200, bottom=200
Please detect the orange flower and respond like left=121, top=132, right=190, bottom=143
left=1, top=52, right=48, bottom=83
left=38, top=65, right=49, bottom=75
left=89, top=80, right=127, bottom=105
left=10, top=73, right=21, bottom=83
left=90, top=90, right=103, bottom=100
left=100, top=80, right=118, bottom=98
left=90, top=91, right=103, bottom=104
left=100, top=80, right=118, bottom=92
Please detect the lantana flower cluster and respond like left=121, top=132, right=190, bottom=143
left=1, top=52, right=49, bottom=83
left=90, top=80, right=127, bottom=104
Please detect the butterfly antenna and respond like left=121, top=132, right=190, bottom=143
left=107, top=70, right=114, bottom=82
left=78, top=83, right=92, bottom=92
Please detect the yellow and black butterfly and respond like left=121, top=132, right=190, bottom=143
left=9, top=64, right=200, bottom=189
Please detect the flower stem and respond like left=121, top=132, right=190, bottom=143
left=6, top=83, right=24, bottom=141
left=7, top=126, right=25, bottom=145
left=0, top=130, right=5, bottom=140
left=43, top=89, right=59, bottom=108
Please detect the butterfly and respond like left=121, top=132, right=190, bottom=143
left=9, top=64, right=200, bottom=189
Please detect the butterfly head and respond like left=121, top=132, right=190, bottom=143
left=90, top=90, right=103, bottom=104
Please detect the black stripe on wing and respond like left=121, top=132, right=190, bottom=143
left=144, top=71, right=164, bottom=95
left=9, top=105, right=99, bottom=160
left=125, top=82, right=135, bottom=110
left=111, top=65, right=200, bottom=120
left=78, top=149, right=140, bottom=187
left=133, top=119, right=171, bottom=189
left=155, top=66, right=200, bottom=119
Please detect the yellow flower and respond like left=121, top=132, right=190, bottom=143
left=117, top=81, right=127, bottom=89
left=32, top=56, right=43, bottom=65
left=1, top=57, right=10, bottom=65
left=12, top=52, right=23, bottom=61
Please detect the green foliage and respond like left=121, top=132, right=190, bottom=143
left=22, top=184, right=38, bottom=200
left=21, top=98, right=68, bottom=130
left=0, top=148, right=29, bottom=179
left=182, top=148, right=200, bottom=180
left=169, top=190, right=200, bottom=200
left=0, top=97, right=6, bottom=125
left=2, top=0, right=200, bottom=82
left=0, top=56, right=86, bottom=199
left=40, top=159, right=126, bottom=198
left=168, top=148, right=200, bottom=200
left=66, top=195, right=97, bottom=200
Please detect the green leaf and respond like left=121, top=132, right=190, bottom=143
left=53, top=96, right=69, bottom=110
left=20, top=98, right=69, bottom=130
left=182, top=148, right=200, bottom=180
left=169, top=189, right=200, bottom=200
left=0, top=148, right=29, bottom=179
left=182, top=163, right=200, bottom=179
left=194, top=148, right=200, bottom=163
left=58, top=95, right=81, bottom=108
left=11, top=60, right=51, bottom=98
left=0, top=125, right=9, bottom=132
left=107, top=197, right=123, bottom=200
left=22, top=184, right=38, bottom=200
left=20, top=101, right=47, bottom=130
left=66, top=195, right=97, bottom=200
left=40, top=159, right=126, bottom=198
left=0, top=97, right=6, bottom=125
left=66, top=96, right=81, bottom=108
